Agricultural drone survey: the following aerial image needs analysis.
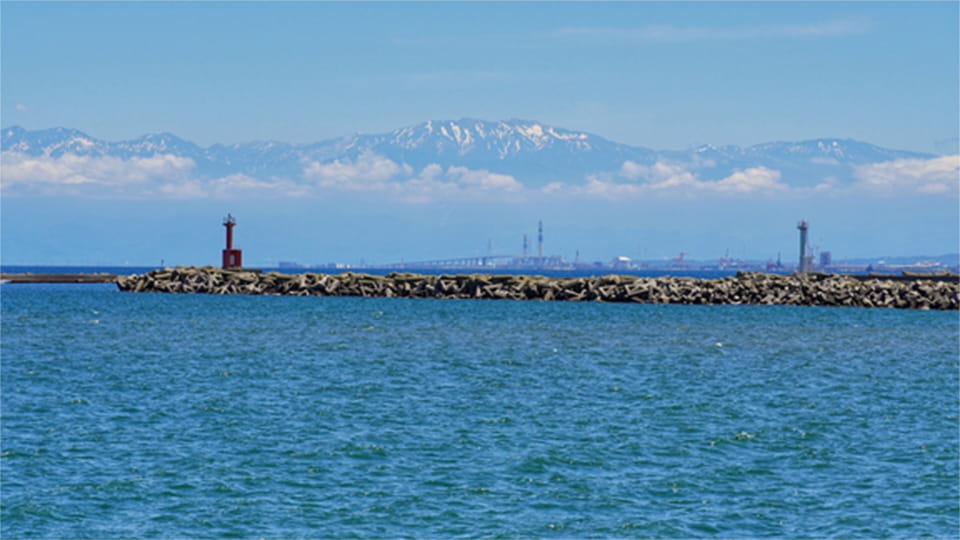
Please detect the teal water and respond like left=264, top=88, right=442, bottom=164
left=2, top=284, right=958, bottom=538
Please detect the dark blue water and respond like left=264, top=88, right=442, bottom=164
left=2, top=284, right=958, bottom=538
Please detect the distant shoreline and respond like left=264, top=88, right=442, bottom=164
left=3, top=263, right=957, bottom=280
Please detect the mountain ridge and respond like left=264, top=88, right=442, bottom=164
left=1, top=120, right=937, bottom=188
left=3, top=119, right=934, bottom=157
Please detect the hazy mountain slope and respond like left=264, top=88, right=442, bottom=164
left=2, top=121, right=935, bottom=189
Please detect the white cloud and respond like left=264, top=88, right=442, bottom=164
left=300, top=156, right=523, bottom=201
left=619, top=160, right=699, bottom=189
left=712, top=167, right=785, bottom=193
left=559, top=156, right=959, bottom=200
left=622, top=160, right=783, bottom=193
left=419, top=163, right=444, bottom=182
left=548, top=162, right=787, bottom=199
left=302, top=151, right=406, bottom=189
left=446, top=166, right=522, bottom=192
left=212, top=173, right=277, bottom=192
left=382, top=164, right=523, bottom=203
left=1, top=151, right=195, bottom=189
left=0, top=152, right=310, bottom=199
left=541, top=182, right=567, bottom=194
left=389, top=175, right=460, bottom=204
left=813, top=176, right=839, bottom=192
left=208, top=173, right=310, bottom=199
left=1, top=150, right=525, bottom=202
left=854, top=155, right=959, bottom=196
left=158, top=181, right=207, bottom=199
left=15, top=103, right=28, bottom=112
left=137, top=174, right=307, bottom=200
left=580, top=176, right=641, bottom=198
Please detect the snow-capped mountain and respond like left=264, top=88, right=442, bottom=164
left=657, top=138, right=935, bottom=187
left=332, top=119, right=657, bottom=184
left=1, top=120, right=935, bottom=188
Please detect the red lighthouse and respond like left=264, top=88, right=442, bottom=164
left=222, top=213, right=243, bottom=269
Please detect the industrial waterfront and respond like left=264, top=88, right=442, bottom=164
left=4, top=215, right=957, bottom=282
left=275, top=219, right=958, bottom=276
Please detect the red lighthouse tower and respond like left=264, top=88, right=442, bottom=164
left=222, top=213, right=243, bottom=269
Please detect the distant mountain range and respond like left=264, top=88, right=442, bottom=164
left=1, top=119, right=935, bottom=188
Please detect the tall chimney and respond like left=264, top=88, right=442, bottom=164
left=537, top=220, right=544, bottom=259
left=797, top=220, right=809, bottom=273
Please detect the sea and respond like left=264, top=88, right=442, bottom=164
left=1, top=278, right=958, bottom=538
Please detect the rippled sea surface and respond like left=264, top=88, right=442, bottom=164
left=2, top=284, right=958, bottom=538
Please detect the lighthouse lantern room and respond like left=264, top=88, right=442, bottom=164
left=222, top=213, right=243, bottom=269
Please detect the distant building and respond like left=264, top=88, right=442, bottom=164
left=611, top=256, right=632, bottom=269
left=819, top=251, right=832, bottom=268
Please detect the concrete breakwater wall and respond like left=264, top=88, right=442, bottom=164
left=116, top=267, right=959, bottom=310
left=1, top=273, right=118, bottom=284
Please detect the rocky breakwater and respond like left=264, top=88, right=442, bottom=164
left=115, top=267, right=959, bottom=310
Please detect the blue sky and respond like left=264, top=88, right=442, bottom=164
left=3, top=1, right=957, bottom=152
left=1, top=2, right=958, bottom=266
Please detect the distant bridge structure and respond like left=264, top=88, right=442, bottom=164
left=381, top=255, right=567, bottom=270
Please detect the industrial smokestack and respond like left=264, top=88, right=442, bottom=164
left=538, top=220, right=543, bottom=259
left=797, top=220, right=810, bottom=273
left=523, top=234, right=528, bottom=258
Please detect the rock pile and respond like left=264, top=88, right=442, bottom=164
left=115, top=266, right=959, bottom=310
